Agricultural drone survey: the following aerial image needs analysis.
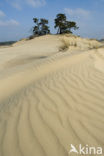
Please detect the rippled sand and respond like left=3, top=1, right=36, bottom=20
left=0, top=35, right=104, bottom=156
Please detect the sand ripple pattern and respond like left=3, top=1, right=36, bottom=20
left=0, top=51, right=104, bottom=156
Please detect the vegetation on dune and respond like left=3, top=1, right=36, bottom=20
left=59, top=36, right=101, bottom=51
left=33, top=18, right=50, bottom=36
left=0, top=41, right=16, bottom=46
left=54, top=13, right=78, bottom=34
left=29, top=13, right=78, bottom=39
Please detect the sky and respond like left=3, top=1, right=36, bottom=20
left=0, top=0, right=104, bottom=41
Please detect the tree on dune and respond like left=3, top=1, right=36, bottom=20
left=33, top=18, right=50, bottom=36
left=54, top=13, right=78, bottom=34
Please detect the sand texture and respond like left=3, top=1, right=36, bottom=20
left=0, top=35, right=104, bottom=156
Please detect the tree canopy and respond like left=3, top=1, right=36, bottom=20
left=33, top=18, right=50, bottom=36
left=54, top=13, right=78, bottom=34
left=32, top=13, right=78, bottom=37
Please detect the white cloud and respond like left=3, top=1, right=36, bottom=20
left=25, top=0, right=46, bottom=7
left=64, top=8, right=92, bottom=37
left=0, top=9, right=20, bottom=27
left=0, top=19, right=19, bottom=26
left=0, top=10, right=5, bottom=18
left=64, top=8, right=90, bottom=19
left=6, top=0, right=46, bottom=10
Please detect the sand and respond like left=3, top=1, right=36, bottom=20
left=0, top=35, right=104, bottom=156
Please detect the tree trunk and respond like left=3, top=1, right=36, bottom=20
left=60, top=29, right=61, bottom=34
left=57, top=28, right=60, bottom=34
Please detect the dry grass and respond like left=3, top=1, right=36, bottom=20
left=59, top=39, right=70, bottom=51
left=59, top=35, right=101, bottom=51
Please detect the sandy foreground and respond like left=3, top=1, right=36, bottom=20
left=0, top=35, right=104, bottom=156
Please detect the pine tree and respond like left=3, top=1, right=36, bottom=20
left=54, top=13, right=78, bottom=34
left=33, top=18, right=50, bottom=36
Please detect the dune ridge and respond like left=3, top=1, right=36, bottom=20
left=0, top=35, right=104, bottom=156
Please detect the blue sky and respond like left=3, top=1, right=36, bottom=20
left=0, top=0, right=104, bottom=41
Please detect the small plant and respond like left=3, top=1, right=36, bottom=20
left=28, top=35, right=35, bottom=40
left=59, top=43, right=69, bottom=51
left=59, top=38, right=70, bottom=51
left=59, top=37, right=78, bottom=51
left=74, top=42, right=77, bottom=47
left=94, top=45, right=99, bottom=49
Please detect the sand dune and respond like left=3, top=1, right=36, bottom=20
left=0, top=35, right=104, bottom=156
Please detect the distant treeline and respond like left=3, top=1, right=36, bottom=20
left=0, top=41, right=16, bottom=46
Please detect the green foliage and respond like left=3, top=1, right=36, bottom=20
left=32, top=13, right=79, bottom=37
left=33, top=18, right=50, bottom=36
left=54, top=13, right=78, bottom=34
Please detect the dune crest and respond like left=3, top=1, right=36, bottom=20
left=0, top=35, right=104, bottom=156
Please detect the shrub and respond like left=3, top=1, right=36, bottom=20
left=28, top=35, right=35, bottom=40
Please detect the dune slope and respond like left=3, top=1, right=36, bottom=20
left=0, top=35, right=104, bottom=156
